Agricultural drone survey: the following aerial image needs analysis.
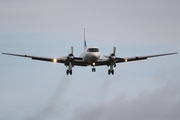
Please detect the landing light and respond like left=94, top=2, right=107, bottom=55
left=53, top=59, right=57, bottom=63
left=93, top=63, right=96, bottom=66
left=125, top=59, right=128, bottom=62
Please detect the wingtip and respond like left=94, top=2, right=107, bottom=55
left=171, top=52, right=178, bottom=55
left=167, top=52, right=178, bottom=55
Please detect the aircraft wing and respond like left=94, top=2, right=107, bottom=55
left=95, top=52, right=177, bottom=66
left=2, top=52, right=67, bottom=63
left=2, top=52, right=177, bottom=66
left=117, top=52, right=177, bottom=63
left=2, top=52, right=88, bottom=66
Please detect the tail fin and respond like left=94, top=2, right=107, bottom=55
left=84, top=28, right=87, bottom=50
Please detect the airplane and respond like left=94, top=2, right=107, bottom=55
left=2, top=29, right=177, bottom=75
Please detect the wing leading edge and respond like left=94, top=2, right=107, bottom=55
left=2, top=53, right=64, bottom=63
left=95, top=52, right=177, bottom=66
left=2, top=52, right=87, bottom=66
left=119, top=52, right=177, bottom=62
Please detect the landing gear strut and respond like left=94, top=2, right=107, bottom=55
left=66, top=62, right=73, bottom=75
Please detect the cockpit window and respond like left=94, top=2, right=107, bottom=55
left=87, top=48, right=99, bottom=52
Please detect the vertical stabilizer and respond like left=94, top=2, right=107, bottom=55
left=84, top=28, right=87, bottom=50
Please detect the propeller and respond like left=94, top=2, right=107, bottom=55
left=62, top=47, right=74, bottom=67
left=112, top=47, right=116, bottom=56
left=104, top=47, right=116, bottom=59
left=110, top=47, right=116, bottom=59
left=70, top=47, right=73, bottom=54
left=104, top=47, right=117, bottom=67
left=68, top=47, right=74, bottom=61
left=60, top=47, right=74, bottom=60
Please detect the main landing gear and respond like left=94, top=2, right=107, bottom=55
left=108, top=63, right=115, bottom=75
left=66, top=62, right=73, bottom=75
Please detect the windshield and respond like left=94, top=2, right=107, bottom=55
left=87, top=48, right=99, bottom=52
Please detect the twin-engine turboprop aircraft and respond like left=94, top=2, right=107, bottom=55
left=2, top=29, right=177, bottom=75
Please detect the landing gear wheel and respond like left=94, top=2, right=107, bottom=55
left=66, top=70, right=69, bottom=75
left=92, top=68, right=96, bottom=72
left=112, top=69, right=114, bottom=75
left=66, top=70, right=72, bottom=75
left=108, top=69, right=114, bottom=75
left=70, top=70, right=72, bottom=75
left=108, top=69, right=111, bottom=75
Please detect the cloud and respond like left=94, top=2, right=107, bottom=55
left=1, top=0, right=180, bottom=45
left=75, top=68, right=180, bottom=120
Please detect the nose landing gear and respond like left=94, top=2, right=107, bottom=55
left=92, top=67, right=96, bottom=72
left=91, top=62, right=96, bottom=72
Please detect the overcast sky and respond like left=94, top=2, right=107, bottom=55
left=0, top=0, right=180, bottom=120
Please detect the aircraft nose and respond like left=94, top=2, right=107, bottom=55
left=92, top=56, right=97, bottom=62
left=91, top=53, right=100, bottom=61
left=86, top=52, right=100, bottom=64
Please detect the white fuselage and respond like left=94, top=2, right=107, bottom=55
left=80, top=47, right=100, bottom=65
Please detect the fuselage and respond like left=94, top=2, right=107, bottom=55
left=80, top=46, right=100, bottom=65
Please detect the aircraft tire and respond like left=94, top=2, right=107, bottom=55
left=108, top=69, right=110, bottom=75
left=66, top=70, right=69, bottom=75
left=70, top=70, right=72, bottom=75
left=112, top=70, right=114, bottom=75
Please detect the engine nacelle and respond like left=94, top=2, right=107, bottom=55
left=67, top=54, right=74, bottom=62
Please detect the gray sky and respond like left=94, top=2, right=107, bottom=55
left=0, top=0, right=180, bottom=120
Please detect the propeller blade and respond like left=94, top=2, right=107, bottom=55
left=113, top=47, right=116, bottom=55
left=103, top=55, right=109, bottom=58
left=70, top=47, right=74, bottom=54
left=60, top=56, right=67, bottom=59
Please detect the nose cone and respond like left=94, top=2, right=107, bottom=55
left=92, top=56, right=97, bottom=62
left=86, top=52, right=100, bottom=64
left=95, top=52, right=100, bottom=60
